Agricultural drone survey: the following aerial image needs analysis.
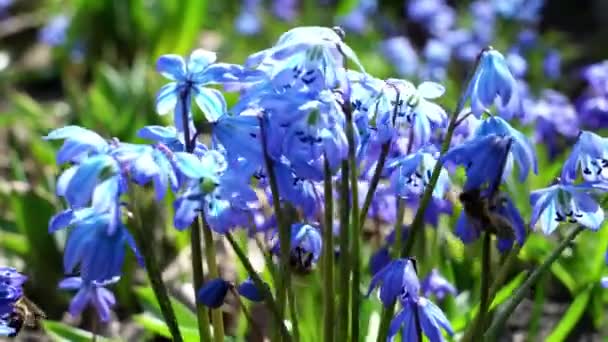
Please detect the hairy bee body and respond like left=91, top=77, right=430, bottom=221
left=8, top=296, right=46, bottom=337
left=459, top=189, right=515, bottom=240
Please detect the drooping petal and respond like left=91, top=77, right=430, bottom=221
left=192, top=85, right=227, bottom=123
left=155, top=83, right=179, bottom=115
left=156, top=54, right=187, bottom=81
left=187, top=49, right=217, bottom=75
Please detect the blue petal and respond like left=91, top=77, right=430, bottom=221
left=539, top=196, right=559, bottom=235
left=237, top=278, right=264, bottom=302
left=187, top=49, right=216, bottom=75
left=155, top=83, right=179, bottom=115
left=65, top=155, right=116, bottom=207
left=192, top=86, right=227, bottom=123
left=156, top=54, right=186, bottom=81
left=417, top=81, right=445, bottom=99
left=572, top=192, right=604, bottom=230
left=387, top=308, right=411, bottom=342
left=198, top=278, right=230, bottom=308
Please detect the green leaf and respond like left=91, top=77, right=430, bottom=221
left=43, top=321, right=111, bottom=342
left=546, top=286, right=592, bottom=342
left=134, top=287, right=197, bottom=329
left=134, top=313, right=199, bottom=342
left=0, top=230, right=29, bottom=255
left=550, top=261, right=577, bottom=294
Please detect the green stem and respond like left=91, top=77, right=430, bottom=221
left=225, top=232, right=292, bottom=341
left=472, top=233, right=492, bottom=340
left=190, top=219, right=212, bottom=342
left=358, top=141, right=390, bottom=227
left=230, top=287, right=264, bottom=339
left=129, top=191, right=183, bottom=342
left=258, top=116, right=291, bottom=324
left=484, top=225, right=585, bottom=341
left=345, top=103, right=361, bottom=342
left=201, top=216, right=225, bottom=342
left=322, top=158, right=335, bottom=342
left=288, top=285, right=300, bottom=342
left=392, top=198, right=406, bottom=258
left=337, top=160, right=351, bottom=342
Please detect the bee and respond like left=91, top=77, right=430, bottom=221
left=8, top=296, right=46, bottom=337
left=289, top=247, right=315, bottom=275
left=459, top=188, right=515, bottom=240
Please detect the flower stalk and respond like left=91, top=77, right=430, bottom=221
left=337, top=159, right=351, bottom=342
left=322, top=157, right=335, bottom=342
left=201, top=216, right=225, bottom=342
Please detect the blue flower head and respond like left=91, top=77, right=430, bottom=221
left=237, top=278, right=265, bottom=302
left=473, top=116, right=538, bottom=182
left=530, top=182, right=606, bottom=235
left=421, top=269, right=456, bottom=301
left=198, top=278, right=231, bottom=308
left=388, top=296, right=453, bottom=342
left=272, top=223, right=323, bottom=270
left=386, top=150, right=450, bottom=199
left=366, top=258, right=420, bottom=307
left=464, top=48, right=518, bottom=118
left=562, top=131, right=608, bottom=183
left=137, top=125, right=207, bottom=155
left=156, top=49, right=247, bottom=128
left=59, top=277, right=118, bottom=322
left=0, top=268, right=27, bottom=288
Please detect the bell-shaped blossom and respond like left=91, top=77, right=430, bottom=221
left=237, top=278, right=265, bottom=302
left=464, top=49, right=518, bottom=118
left=245, top=26, right=364, bottom=89
left=0, top=267, right=27, bottom=287
left=198, top=278, right=231, bottom=309
left=442, top=134, right=513, bottom=191
left=44, top=125, right=110, bottom=163
left=274, top=162, right=321, bottom=218
left=271, top=223, right=323, bottom=269
left=473, top=116, right=538, bottom=182
left=212, top=112, right=263, bottom=176
left=59, top=277, right=117, bottom=322
left=562, top=131, right=608, bottom=183
left=369, top=247, right=391, bottom=276
left=235, top=0, right=261, bottom=36
left=530, top=182, right=606, bottom=235
left=388, top=296, right=453, bottom=342
left=421, top=269, right=456, bottom=300
left=156, top=50, right=249, bottom=128
left=366, top=258, right=420, bottom=307
left=386, top=150, right=450, bottom=199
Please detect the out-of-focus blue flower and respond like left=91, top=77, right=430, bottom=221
left=473, top=116, right=538, bottom=182
left=198, top=278, right=231, bottom=308
left=407, top=0, right=455, bottom=36
left=530, top=182, right=606, bottom=235
left=272, top=0, right=298, bottom=21
left=271, top=223, right=322, bottom=269
left=470, top=1, right=496, bottom=44
left=464, top=49, right=518, bottom=118
left=366, top=258, right=419, bottom=307
left=245, top=26, right=364, bottom=89
left=156, top=49, right=247, bottom=129
left=386, top=151, right=450, bottom=199
left=237, top=278, right=265, bottom=302
left=0, top=282, right=22, bottom=317
left=379, top=36, right=418, bottom=77
left=362, top=183, right=396, bottom=224
left=337, top=0, right=377, bottom=34
left=562, top=131, right=608, bottom=182
left=38, top=14, right=70, bottom=47
left=492, top=0, right=545, bottom=23
left=442, top=134, right=513, bottom=191
left=421, top=40, right=451, bottom=81
left=0, top=273, right=22, bottom=337
left=0, top=267, right=27, bottom=287
left=421, top=269, right=456, bottom=300
left=506, top=51, right=527, bottom=79
left=59, top=277, right=117, bottom=322
left=235, top=0, right=261, bottom=35
left=601, top=276, right=608, bottom=288
left=543, top=50, right=561, bottom=80
left=388, top=296, right=453, bottom=342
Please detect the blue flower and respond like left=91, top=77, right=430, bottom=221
left=473, top=116, right=538, bottom=182
left=137, top=125, right=207, bottom=155
left=0, top=283, right=22, bottom=317
left=421, top=269, right=456, bottom=300
left=0, top=267, right=27, bottom=287
left=156, top=49, right=244, bottom=128
left=38, top=14, right=70, bottom=47
left=44, top=126, right=109, bottom=164
left=237, top=278, right=265, bottom=302
left=530, top=182, right=606, bottom=235
left=198, top=278, right=231, bottom=308
left=245, top=26, right=364, bottom=89
left=274, top=162, right=322, bottom=218
left=272, top=223, right=323, bottom=270
left=369, top=247, right=391, bottom=276
left=59, top=277, right=118, bottom=322
left=464, top=49, right=518, bottom=118
left=442, top=134, right=513, bottom=191
left=562, top=131, right=608, bottom=183
left=235, top=0, right=261, bottom=35
left=379, top=36, right=418, bottom=78
left=386, top=150, right=450, bottom=199
left=492, top=0, right=544, bottom=22
left=129, top=145, right=179, bottom=201
left=544, top=50, right=561, bottom=80
left=366, top=258, right=420, bottom=307
left=388, top=296, right=453, bottom=342
left=212, top=113, right=263, bottom=175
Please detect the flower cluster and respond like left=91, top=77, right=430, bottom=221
left=0, top=267, right=27, bottom=337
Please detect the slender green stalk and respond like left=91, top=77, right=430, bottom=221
left=258, top=116, right=291, bottom=323
left=190, top=220, right=212, bottom=342
left=180, top=92, right=213, bottom=341
left=472, top=233, right=492, bottom=340
left=337, top=159, right=351, bottom=342
left=322, top=158, right=335, bottom=342
left=230, top=287, right=264, bottom=339
left=129, top=190, right=183, bottom=342
left=345, top=102, right=362, bottom=341
left=392, top=198, right=406, bottom=257
left=484, top=225, right=585, bottom=341
left=225, top=232, right=292, bottom=341
left=287, top=286, right=300, bottom=342
left=358, top=142, right=390, bottom=228
left=201, top=216, right=225, bottom=342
